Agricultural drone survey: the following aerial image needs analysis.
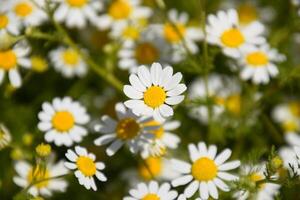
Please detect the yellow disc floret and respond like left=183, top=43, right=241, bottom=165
left=52, top=111, right=75, bottom=132
left=0, top=50, right=17, bottom=70
left=238, top=4, right=258, bottom=25
left=108, top=0, right=132, bottom=20
left=246, top=51, right=269, bottom=66
left=62, top=49, right=80, bottom=66
left=138, top=157, right=162, bottom=180
left=142, top=194, right=160, bottom=200
left=163, top=23, right=186, bottom=43
left=221, top=28, right=245, bottom=48
left=66, top=0, right=88, bottom=7
left=36, top=143, right=51, bottom=157
left=191, top=157, right=218, bottom=181
left=0, top=15, right=9, bottom=29
left=14, top=2, right=33, bottom=17
left=76, top=156, right=97, bottom=177
left=116, top=118, right=140, bottom=140
left=143, top=86, right=166, bottom=108
left=135, top=42, right=159, bottom=65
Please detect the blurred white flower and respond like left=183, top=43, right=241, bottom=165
left=0, top=124, right=12, bottom=150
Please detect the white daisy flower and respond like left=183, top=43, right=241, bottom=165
left=13, top=160, right=68, bottom=197
left=141, top=120, right=181, bottom=158
left=64, top=146, right=107, bottom=191
left=0, top=124, right=12, bottom=150
left=49, top=47, right=87, bottom=78
left=162, top=9, right=203, bottom=54
left=124, top=62, right=187, bottom=122
left=171, top=142, right=240, bottom=199
left=97, top=0, right=152, bottom=30
left=206, top=9, right=265, bottom=58
left=0, top=11, right=21, bottom=36
left=0, top=41, right=31, bottom=88
left=38, top=97, right=90, bottom=146
left=118, top=25, right=176, bottom=72
left=124, top=181, right=178, bottom=200
left=239, top=44, right=285, bottom=84
left=54, top=0, right=103, bottom=28
left=94, top=102, right=156, bottom=156
left=279, top=146, right=300, bottom=175
left=10, top=0, right=47, bottom=27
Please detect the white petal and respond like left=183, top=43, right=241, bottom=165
left=172, top=175, right=193, bottom=187
left=184, top=180, right=199, bottom=198
left=124, top=85, right=143, bottom=99
left=165, top=96, right=184, bottom=105
left=215, top=149, right=232, bottom=165
left=218, top=161, right=240, bottom=171
left=200, top=182, right=209, bottom=200
left=106, top=140, right=123, bottom=156
left=171, top=159, right=191, bottom=173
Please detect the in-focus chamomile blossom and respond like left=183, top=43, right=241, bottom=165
left=54, top=0, right=103, bottom=28
left=13, top=160, right=68, bottom=197
left=97, top=0, right=152, bottom=30
left=124, top=181, right=178, bottom=200
left=124, top=63, right=187, bottom=122
left=49, top=47, right=87, bottom=78
left=279, top=146, right=300, bottom=175
left=234, top=165, right=280, bottom=200
left=118, top=26, right=176, bottom=72
left=272, top=101, right=300, bottom=146
left=162, top=9, right=203, bottom=54
left=239, top=44, right=285, bottom=84
left=171, top=142, right=240, bottom=199
left=0, top=124, right=12, bottom=150
left=0, top=11, right=21, bottom=36
left=10, top=0, right=47, bottom=27
left=0, top=41, right=31, bottom=88
left=38, top=97, right=90, bottom=146
left=64, top=146, right=107, bottom=191
left=141, top=120, right=181, bottom=158
left=94, top=102, right=156, bottom=156
left=206, top=9, right=265, bottom=58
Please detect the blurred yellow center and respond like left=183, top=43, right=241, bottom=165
left=144, top=121, right=164, bottom=138
left=27, top=166, right=50, bottom=189
left=66, top=0, right=87, bottom=7
left=0, top=15, right=9, bottom=28
left=246, top=51, right=268, bottom=66
left=142, top=194, right=160, bottom=200
left=221, top=28, right=244, bottom=48
left=282, top=120, right=298, bottom=132
left=52, top=111, right=75, bottom=132
left=14, top=3, right=33, bottom=17
left=135, top=42, right=159, bottom=65
left=0, top=50, right=17, bottom=70
left=250, top=173, right=265, bottom=189
left=62, top=50, right=80, bottom=66
left=238, top=4, right=258, bottom=25
left=226, top=95, right=241, bottom=115
left=31, top=56, right=48, bottom=72
left=109, top=0, right=132, bottom=20
left=76, top=156, right=96, bottom=177
left=116, top=118, right=140, bottom=140
left=192, top=157, right=217, bottom=181
left=164, top=23, right=186, bottom=43
left=289, top=102, right=300, bottom=117
left=138, top=157, right=162, bottom=180
left=123, top=26, right=139, bottom=40
left=144, top=86, right=166, bottom=108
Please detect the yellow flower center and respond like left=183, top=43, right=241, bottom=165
left=238, top=4, right=258, bottom=25
left=116, top=118, right=140, bottom=140
left=27, top=166, right=50, bottom=189
left=246, top=51, right=269, bottom=66
left=0, top=15, right=9, bottom=29
left=76, top=156, right=97, bottom=177
left=250, top=173, right=265, bottom=189
left=52, top=111, right=75, bottom=132
left=123, top=26, right=140, bottom=40
left=143, top=86, right=166, bottom=108
left=144, top=121, right=164, bottom=138
left=142, top=194, right=160, bottom=200
left=108, top=0, right=132, bottom=20
left=221, top=28, right=245, bottom=48
left=62, top=50, right=80, bottom=66
left=138, top=157, right=162, bottom=180
left=282, top=120, right=298, bottom=132
left=66, top=0, right=88, bottom=7
left=14, top=2, right=33, bottom=17
left=163, top=23, right=186, bottom=43
left=226, top=94, right=241, bottom=115
left=31, top=56, right=48, bottom=72
left=135, top=42, right=159, bottom=65
left=0, top=50, right=17, bottom=70
left=289, top=102, right=300, bottom=117
left=191, top=157, right=218, bottom=181
left=36, top=143, right=51, bottom=157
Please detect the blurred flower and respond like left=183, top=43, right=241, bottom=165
left=124, top=63, right=186, bottom=122
left=237, top=3, right=258, bottom=26
left=38, top=97, right=90, bottom=146
left=0, top=41, right=31, bottom=88
left=49, top=47, right=87, bottom=78
left=171, top=142, right=240, bottom=199
left=124, top=181, right=178, bottom=200
left=36, top=143, right=52, bottom=157
left=279, top=146, right=300, bottom=175
left=11, top=147, right=24, bottom=160
left=31, top=55, right=48, bottom=73
left=64, top=146, right=107, bottom=191
left=94, top=102, right=156, bottom=156
left=13, top=160, right=68, bottom=197
left=22, top=133, right=33, bottom=146
left=0, top=124, right=11, bottom=150
left=0, top=11, right=21, bottom=36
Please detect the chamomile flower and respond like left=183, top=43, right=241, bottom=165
left=97, top=0, right=152, bottom=30
left=141, top=120, right=181, bottom=158
left=171, top=142, right=240, bottom=199
left=10, top=0, right=47, bottom=27
left=0, top=11, right=21, bottom=36
left=54, top=0, right=103, bottom=28
left=94, top=102, right=156, bottom=156
left=13, top=160, right=68, bottom=197
left=0, top=124, right=12, bottom=150
left=239, top=44, right=285, bottom=84
left=124, top=63, right=187, bottom=122
left=206, top=9, right=265, bottom=58
left=279, top=146, right=300, bottom=175
left=49, top=47, right=87, bottom=78
left=272, top=101, right=300, bottom=146
left=64, top=146, right=107, bottom=191
left=0, top=41, right=31, bottom=88
left=38, top=97, right=90, bottom=146
left=124, top=181, right=178, bottom=200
